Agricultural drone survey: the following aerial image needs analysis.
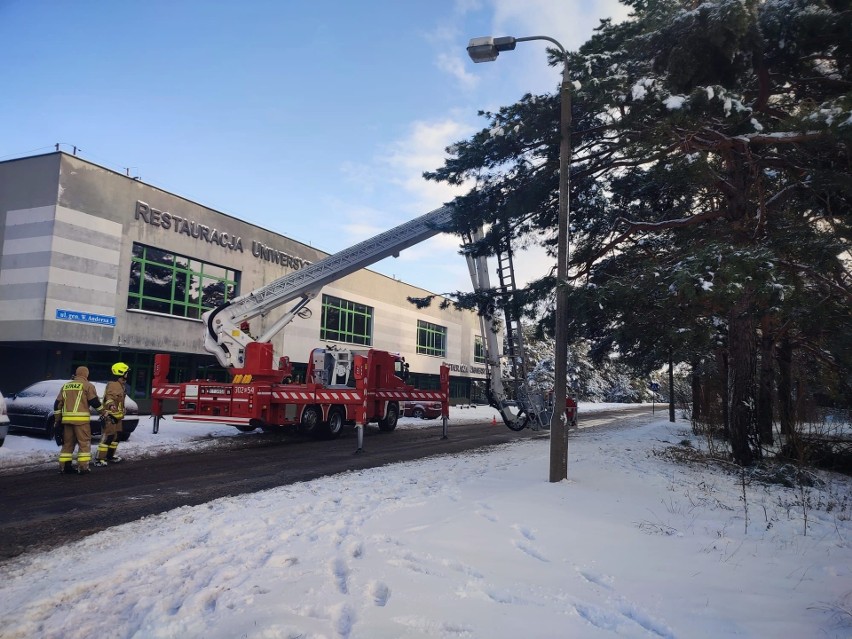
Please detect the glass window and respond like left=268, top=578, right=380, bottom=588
left=450, top=377, right=471, bottom=402
left=146, top=247, right=173, bottom=265
left=201, top=278, right=227, bottom=308
left=127, top=243, right=239, bottom=320
left=474, top=335, right=486, bottom=364
left=204, top=263, right=226, bottom=279
left=140, top=298, right=170, bottom=314
left=128, top=261, right=142, bottom=295
left=187, top=273, right=201, bottom=305
left=320, top=294, right=373, bottom=346
left=417, top=320, right=447, bottom=357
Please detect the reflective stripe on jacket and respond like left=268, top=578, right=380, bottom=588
left=59, top=381, right=91, bottom=424
left=103, top=380, right=126, bottom=419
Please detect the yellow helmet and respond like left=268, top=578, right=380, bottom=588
left=112, top=362, right=130, bottom=377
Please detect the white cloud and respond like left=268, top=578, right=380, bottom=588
left=443, top=0, right=633, bottom=99
left=338, top=0, right=639, bottom=293
left=490, top=0, right=630, bottom=50
left=423, top=12, right=473, bottom=90
left=341, top=116, right=473, bottom=214
left=381, top=116, right=474, bottom=212
left=316, top=117, right=468, bottom=287
left=342, top=218, right=386, bottom=243
left=326, top=117, right=478, bottom=292
left=339, top=160, right=378, bottom=195
left=436, top=52, right=480, bottom=89
left=340, top=118, right=468, bottom=211
left=454, top=0, right=484, bottom=13
left=339, top=112, right=558, bottom=294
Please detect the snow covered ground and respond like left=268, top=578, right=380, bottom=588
left=0, top=402, right=630, bottom=473
left=1, top=404, right=851, bottom=639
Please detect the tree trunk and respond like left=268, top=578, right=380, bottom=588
left=668, top=349, right=675, bottom=423
left=715, top=348, right=730, bottom=438
left=691, top=359, right=702, bottom=421
left=728, top=293, right=756, bottom=465
left=777, top=336, right=794, bottom=436
left=756, top=315, right=776, bottom=445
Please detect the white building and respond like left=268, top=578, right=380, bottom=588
left=0, top=152, right=489, bottom=410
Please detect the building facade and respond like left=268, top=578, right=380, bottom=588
left=0, top=152, right=489, bottom=410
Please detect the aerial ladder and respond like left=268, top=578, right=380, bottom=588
left=151, top=204, right=546, bottom=442
left=495, top=229, right=529, bottom=387
left=203, top=205, right=455, bottom=376
left=464, top=228, right=551, bottom=431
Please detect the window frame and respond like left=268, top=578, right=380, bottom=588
left=127, top=243, right=239, bottom=321
left=474, top=335, right=486, bottom=364
left=417, top=319, right=447, bottom=358
left=320, top=294, right=374, bottom=346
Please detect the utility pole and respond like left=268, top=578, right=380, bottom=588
left=467, top=35, right=571, bottom=481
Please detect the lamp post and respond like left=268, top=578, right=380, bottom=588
left=467, top=35, right=571, bottom=482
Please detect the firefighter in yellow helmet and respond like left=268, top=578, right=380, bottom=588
left=94, top=362, right=129, bottom=467
left=55, top=366, right=102, bottom=474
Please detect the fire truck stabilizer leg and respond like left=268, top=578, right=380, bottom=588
left=441, top=416, right=448, bottom=440
left=355, top=423, right=364, bottom=454
left=153, top=415, right=160, bottom=434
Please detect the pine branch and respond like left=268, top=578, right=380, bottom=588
left=614, top=207, right=726, bottom=233
left=778, top=260, right=852, bottom=303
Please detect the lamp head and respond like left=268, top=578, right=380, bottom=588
left=466, top=36, right=517, bottom=63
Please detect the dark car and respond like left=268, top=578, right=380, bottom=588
left=401, top=400, right=442, bottom=420
left=6, top=380, right=139, bottom=441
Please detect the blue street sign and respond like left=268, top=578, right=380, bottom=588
left=55, top=308, right=116, bottom=327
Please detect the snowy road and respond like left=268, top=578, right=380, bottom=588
left=0, top=405, right=654, bottom=560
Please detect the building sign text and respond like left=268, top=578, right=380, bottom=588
left=251, top=241, right=311, bottom=270
left=136, top=201, right=243, bottom=251
left=56, top=308, right=116, bottom=327
left=443, top=362, right=487, bottom=376
left=135, top=201, right=309, bottom=270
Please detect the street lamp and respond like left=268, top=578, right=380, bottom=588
left=467, top=34, right=571, bottom=482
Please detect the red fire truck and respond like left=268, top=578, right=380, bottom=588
left=151, top=205, right=557, bottom=447
left=152, top=344, right=448, bottom=440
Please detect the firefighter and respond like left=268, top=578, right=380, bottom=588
left=94, top=362, right=129, bottom=466
left=55, top=366, right=102, bottom=474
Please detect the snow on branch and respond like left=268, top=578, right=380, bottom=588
left=614, top=208, right=725, bottom=233
left=676, top=128, right=826, bottom=154
left=574, top=208, right=725, bottom=280
left=737, top=131, right=825, bottom=145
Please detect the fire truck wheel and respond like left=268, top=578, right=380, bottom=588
left=322, top=408, right=345, bottom=439
left=378, top=402, right=399, bottom=432
left=300, top=405, right=321, bottom=436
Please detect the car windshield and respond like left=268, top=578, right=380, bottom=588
left=15, top=381, right=59, bottom=398
left=17, top=380, right=108, bottom=397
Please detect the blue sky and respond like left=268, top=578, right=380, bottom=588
left=1, top=0, right=629, bottom=295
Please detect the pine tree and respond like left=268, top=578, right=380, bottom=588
left=427, top=0, right=851, bottom=465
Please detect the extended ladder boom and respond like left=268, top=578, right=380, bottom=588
left=464, top=229, right=550, bottom=432
left=204, top=206, right=454, bottom=369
